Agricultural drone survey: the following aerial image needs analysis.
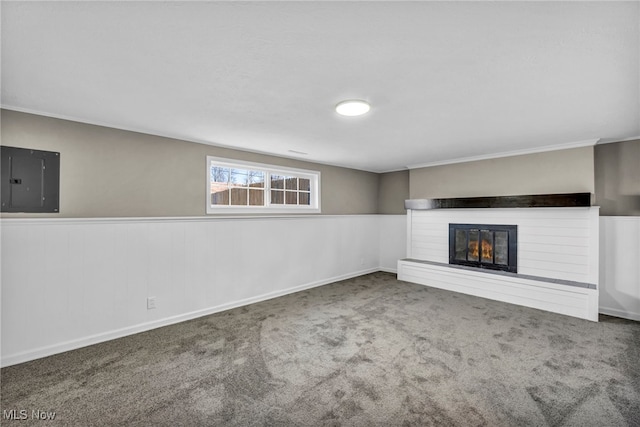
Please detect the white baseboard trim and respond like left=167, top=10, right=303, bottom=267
left=1, top=267, right=380, bottom=367
left=378, top=267, right=397, bottom=274
left=599, top=307, right=640, bottom=322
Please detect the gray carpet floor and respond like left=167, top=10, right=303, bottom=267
left=1, top=272, right=639, bottom=426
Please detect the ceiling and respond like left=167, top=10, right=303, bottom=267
left=2, top=1, right=639, bottom=173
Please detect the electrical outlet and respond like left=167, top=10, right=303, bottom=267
left=147, top=296, right=157, bottom=310
left=360, top=258, right=365, bottom=266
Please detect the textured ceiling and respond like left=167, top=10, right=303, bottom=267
left=2, top=1, right=639, bottom=172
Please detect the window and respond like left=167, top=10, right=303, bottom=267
left=206, top=156, right=320, bottom=214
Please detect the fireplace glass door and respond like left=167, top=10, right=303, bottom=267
left=450, top=224, right=517, bottom=273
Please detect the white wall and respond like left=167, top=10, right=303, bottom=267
left=1, top=215, right=407, bottom=367
left=599, top=216, right=640, bottom=321
left=378, top=215, right=407, bottom=273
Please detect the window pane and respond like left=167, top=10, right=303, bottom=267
left=285, top=191, right=298, bottom=205
left=211, top=182, right=227, bottom=193
left=211, top=185, right=229, bottom=205
left=299, top=178, right=310, bottom=191
left=299, top=192, right=310, bottom=205
left=248, top=171, right=265, bottom=188
left=271, top=190, right=284, bottom=204
left=230, top=169, right=249, bottom=186
left=285, top=177, right=298, bottom=190
left=230, top=188, right=248, bottom=205
left=249, top=189, right=264, bottom=206
left=211, top=167, right=229, bottom=183
left=271, top=175, right=285, bottom=189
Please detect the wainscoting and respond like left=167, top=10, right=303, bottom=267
left=1, top=215, right=406, bottom=367
left=4, top=213, right=636, bottom=366
left=599, top=216, right=640, bottom=321
left=378, top=215, right=407, bottom=273
left=398, top=207, right=600, bottom=321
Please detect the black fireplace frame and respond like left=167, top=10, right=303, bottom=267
left=449, top=223, right=518, bottom=273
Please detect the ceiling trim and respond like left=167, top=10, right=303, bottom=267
left=596, top=136, right=640, bottom=145
left=405, top=139, right=601, bottom=170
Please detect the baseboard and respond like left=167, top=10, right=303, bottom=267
left=378, top=267, right=397, bottom=274
left=599, top=307, right=640, bottom=322
left=1, top=267, right=380, bottom=367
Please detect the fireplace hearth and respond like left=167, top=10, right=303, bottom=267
left=449, top=224, right=517, bottom=273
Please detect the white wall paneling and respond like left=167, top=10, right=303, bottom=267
left=378, top=215, right=407, bottom=273
left=599, top=216, right=640, bottom=321
left=1, top=215, right=406, bottom=367
left=399, top=207, right=600, bottom=321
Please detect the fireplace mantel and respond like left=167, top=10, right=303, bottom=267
left=405, top=193, right=591, bottom=210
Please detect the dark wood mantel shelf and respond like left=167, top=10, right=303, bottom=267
left=404, top=193, right=592, bottom=210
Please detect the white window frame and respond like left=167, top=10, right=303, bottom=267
left=206, top=156, right=321, bottom=214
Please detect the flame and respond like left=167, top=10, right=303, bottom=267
left=482, top=239, right=493, bottom=260
left=469, top=239, right=493, bottom=260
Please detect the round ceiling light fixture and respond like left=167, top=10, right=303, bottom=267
left=335, top=99, right=370, bottom=116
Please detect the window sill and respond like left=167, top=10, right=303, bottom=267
left=206, top=206, right=321, bottom=215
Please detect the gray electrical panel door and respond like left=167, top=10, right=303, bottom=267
left=1, top=146, right=60, bottom=213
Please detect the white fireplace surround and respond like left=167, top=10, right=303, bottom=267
left=398, top=206, right=600, bottom=321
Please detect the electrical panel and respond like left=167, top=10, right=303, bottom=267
left=1, top=146, right=60, bottom=213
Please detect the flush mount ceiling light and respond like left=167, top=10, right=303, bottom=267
left=335, top=99, right=370, bottom=116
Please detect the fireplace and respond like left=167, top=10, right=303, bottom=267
left=400, top=197, right=599, bottom=321
left=449, top=224, right=517, bottom=273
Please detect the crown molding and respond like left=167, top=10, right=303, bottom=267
left=406, top=139, right=600, bottom=170
left=596, top=135, right=640, bottom=145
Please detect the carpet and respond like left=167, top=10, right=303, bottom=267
left=2, top=272, right=639, bottom=426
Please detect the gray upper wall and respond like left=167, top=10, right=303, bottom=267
left=378, top=170, right=409, bottom=215
left=409, top=147, right=595, bottom=200
left=0, top=109, right=378, bottom=217
left=595, top=139, right=640, bottom=216
left=3, top=109, right=636, bottom=218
